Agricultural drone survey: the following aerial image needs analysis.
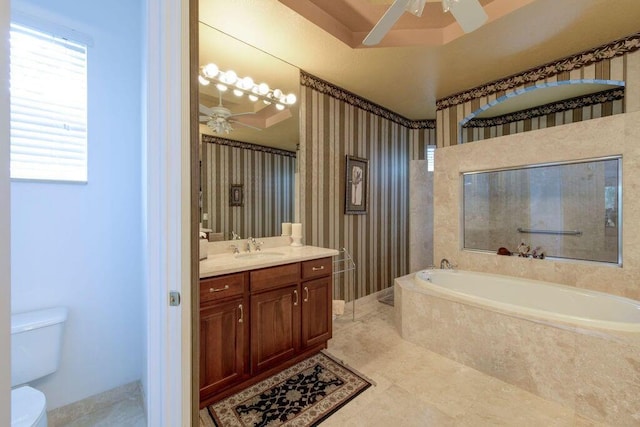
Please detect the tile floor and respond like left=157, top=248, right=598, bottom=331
left=55, top=296, right=608, bottom=426
left=322, top=297, right=609, bottom=427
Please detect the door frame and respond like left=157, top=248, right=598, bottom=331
left=144, top=0, right=195, bottom=425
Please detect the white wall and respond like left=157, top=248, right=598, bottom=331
left=1, top=0, right=11, bottom=423
left=10, top=0, right=144, bottom=410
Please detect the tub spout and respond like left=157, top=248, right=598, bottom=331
left=440, top=258, right=457, bottom=269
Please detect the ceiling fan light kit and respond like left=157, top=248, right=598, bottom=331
left=363, top=0, right=488, bottom=46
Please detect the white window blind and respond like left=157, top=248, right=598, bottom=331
left=10, top=22, right=88, bottom=182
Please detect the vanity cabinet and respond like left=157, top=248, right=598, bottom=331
left=199, top=273, right=249, bottom=403
left=199, top=257, right=333, bottom=406
left=300, top=257, right=333, bottom=349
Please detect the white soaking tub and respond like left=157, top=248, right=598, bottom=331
left=394, top=269, right=640, bottom=426
left=413, top=269, right=640, bottom=332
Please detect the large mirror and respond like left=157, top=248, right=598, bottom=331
left=462, top=157, right=621, bottom=264
left=198, top=22, right=300, bottom=240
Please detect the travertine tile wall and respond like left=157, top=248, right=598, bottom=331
left=434, top=111, right=640, bottom=300
left=409, top=161, right=434, bottom=271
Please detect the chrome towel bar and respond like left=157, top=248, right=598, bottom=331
left=517, top=227, right=582, bottom=236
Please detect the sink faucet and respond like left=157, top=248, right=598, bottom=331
left=246, top=237, right=264, bottom=252
left=440, top=258, right=455, bottom=269
left=231, top=231, right=241, bottom=240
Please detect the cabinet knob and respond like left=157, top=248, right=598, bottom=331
left=311, top=266, right=325, bottom=271
left=238, top=304, right=244, bottom=323
left=209, top=284, right=229, bottom=293
left=293, top=290, right=299, bottom=306
left=303, top=286, right=309, bottom=302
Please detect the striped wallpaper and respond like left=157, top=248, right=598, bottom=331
left=436, top=32, right=640, bottom=147
left=299, top=72, right=436, bottom=301
left=201, top=135, right=295, bottom=240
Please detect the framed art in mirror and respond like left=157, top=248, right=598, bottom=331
left=230, top=184, right=244, bottom=207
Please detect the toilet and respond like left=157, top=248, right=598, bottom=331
left=11, top=307, right=68, bottom=427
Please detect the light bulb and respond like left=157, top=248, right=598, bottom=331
left=224, top=70, right=237, bottom=85
left=286, top=93, right=297, bottom=104
left=248, top=94, right=258, bottom=102
left=198, top=75, right=210, bottom=86
left=275, top=103, right=285, bottom=111
left=241, top=76, right=254, bottom=90
left=203, top=63, right=219, bottom=78
left=216, top=83, right=228, bottom=92
left=233, top=89, right=243, bottom=97
left=258, top=83, right=270, bottom=95
left=263, top=99, right=271, bottom=105
left=273, top=89, right=283, bottom=99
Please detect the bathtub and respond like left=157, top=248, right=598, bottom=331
left=413, top=269, right=640, bottom=332
left=394, top=269, right=640, bottom=426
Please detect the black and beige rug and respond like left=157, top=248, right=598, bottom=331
left=200, top=352, right=372, bottom=427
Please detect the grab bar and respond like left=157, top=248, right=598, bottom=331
left=517, top=227, right=582, bottom=236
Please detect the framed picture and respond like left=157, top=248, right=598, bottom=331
left=345, top=155, right=368, bottom=214
left=229, top=184, right=244, bottom=207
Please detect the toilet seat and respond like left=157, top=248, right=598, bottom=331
left=11, top=386, right=47, bottom=427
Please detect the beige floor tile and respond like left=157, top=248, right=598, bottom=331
left=60, top=395, right=146, bottom=427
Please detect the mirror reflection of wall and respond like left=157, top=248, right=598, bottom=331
left=463, top=157, right=621, bottom=264
left=200, top=135, right=295, bottom=240
left=198, top=22, right=300, bottom=239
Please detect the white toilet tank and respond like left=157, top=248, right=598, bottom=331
left=11, top=307, right=68, bottom=387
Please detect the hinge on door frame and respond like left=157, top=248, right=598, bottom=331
left=169, top=291, right=181, bottom=306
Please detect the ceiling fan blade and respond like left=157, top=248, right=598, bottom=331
left=449, top=0, right=487, bottom=33
left=228, top=111, right=257, bottom=118
left=199, top=115, right=211, bottom=122
left=363, top=0, right=412, bottom=46
left=231, top=121, right=263, bottom=131
left=199, top=104, right=214, bottom=115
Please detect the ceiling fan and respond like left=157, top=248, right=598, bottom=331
left=199, top=90, right=260, bottom=134
left=363, top=0, right=488, bottom=46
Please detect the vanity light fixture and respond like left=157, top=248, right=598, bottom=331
left=199, top=62, right=297, bottom=107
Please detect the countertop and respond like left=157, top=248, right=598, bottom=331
left=199, top=244, right=339, bottom=278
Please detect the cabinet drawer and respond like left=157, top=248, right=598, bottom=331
left=301, top=257, right=332, bottom=279
left=250, top=263, right=300, bottom=293
left=200, top=273, right=246, bottom=305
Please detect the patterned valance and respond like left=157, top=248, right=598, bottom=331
left=300, top=70, right=436, bottom=129
left=438, top=33, right=640, bottom=110
left=201, top=134, right=296, bottom=158
left=463, top=88, right=625, bottom=128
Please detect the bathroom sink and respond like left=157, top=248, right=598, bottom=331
left=234, top=251, right=285, bottom=260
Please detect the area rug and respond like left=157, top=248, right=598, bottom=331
left=200, top=351, right=372, bottom=427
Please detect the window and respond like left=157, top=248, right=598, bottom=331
left=10, top=22, right=88, bottom=182
left=427, top=145, right=435, bottom=172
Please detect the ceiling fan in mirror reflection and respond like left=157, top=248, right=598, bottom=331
left=199, top=90, right=260, bottom=134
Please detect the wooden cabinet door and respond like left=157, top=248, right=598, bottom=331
left=200, top=297, right=248, bottom=401
left=301, top=276, right=332, bottom=349
left=251, top=284, right=300, bottom=373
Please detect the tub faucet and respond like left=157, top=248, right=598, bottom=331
left=440, top=258, right=455, bottom=269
